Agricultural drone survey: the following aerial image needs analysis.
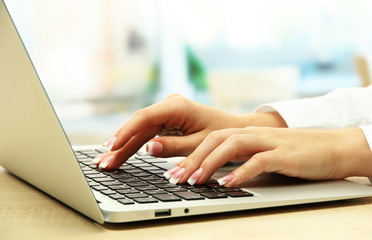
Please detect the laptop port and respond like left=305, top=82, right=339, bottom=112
left=155, top=209, right=171, bottom=217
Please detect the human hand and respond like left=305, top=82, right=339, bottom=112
left=93, top=94, right=287, bottom=170
left=164, top=127, right=372, bottom=187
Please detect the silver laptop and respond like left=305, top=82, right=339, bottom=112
left=1, top=0, right=372, bottom=224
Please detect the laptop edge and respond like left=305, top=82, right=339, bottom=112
left=0, top=0, right=104, bottom=224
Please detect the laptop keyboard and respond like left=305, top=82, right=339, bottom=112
left=75, top=148, right=254, bottom=205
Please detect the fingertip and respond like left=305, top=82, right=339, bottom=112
left=146, top=141, right=163, bottom=156
left=98, top=155, right=114, bottom=169
left=217, top=173, right=235, bottom=186
left=92, top=153, right=104, bottom=165
left=102, top=136, right=117, bottom=151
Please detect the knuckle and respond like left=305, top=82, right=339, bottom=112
left=133, top=108, right=147, bottom=119
left=225, top=134, right=243, bottom=146
left=175, top=96, right=193, bottom=109
left=179, top=155, right=200, bottom=170
left=251, top=152, right=270, bottom=170
left=132, top=108, right=151, bottom=124
left=168, top=139, right=182, bottom=155
left=165, top=95, right=194, bottom=111
left=165, top=93, right=182, bottom=101
left=206, top=130, right=225, bottom=142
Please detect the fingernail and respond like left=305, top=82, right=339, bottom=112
left=163, top=166, right=180, bottom=179
left=169, top=168, right=186, bottom=185
left=92, top=153, right=104, bottom=165
left=99, top=156, right=114, bottom=169
left=187, top=168, right=203, bottom=185
left=146, top=141, right=163, bottom=156
left=217, top=173, right=234, bottom=186
left=103, top=136, right=117, bottom=151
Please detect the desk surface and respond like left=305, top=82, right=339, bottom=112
left=2, top=165, right=372, bottom=240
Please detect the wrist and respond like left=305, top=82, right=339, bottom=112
left=345, top=128, right=372, bottom=178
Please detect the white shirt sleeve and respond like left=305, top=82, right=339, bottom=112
left=361, top=125, right=372, bottom=152
left=255, top=86, right=372, bottom=151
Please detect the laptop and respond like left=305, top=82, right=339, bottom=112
left=1, top=0, right=372, bottom=224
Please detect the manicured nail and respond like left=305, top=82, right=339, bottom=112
left=163, top=166, right=180, bottom=179
left=146, top=141, right=163, bottom=156
left=99, top=156, right=114, bottom=169
left=217, top=173, right=234, bottom=186
left=92, top=153, right=104, bottom=165
left=169, top=168, right=186, bottom=185
left=187, top=168, right=203, bottom=185
left=103, top=136, right=117, bottom=151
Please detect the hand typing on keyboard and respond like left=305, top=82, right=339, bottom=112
left=92, top=94, right=372, bottom=187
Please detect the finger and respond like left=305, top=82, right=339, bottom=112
left=98, top=126, right=161, bottom=170
left=196, top=133, right=275, bottom=184
left=112, top=97, right=192, bottom=152
left=146, top=132, right=206, bottom=158
left=174, top=129, right=246, bottom=184
left=164, top=93, right=183, bottom=101
left=223, top=151, right=275, bottom=187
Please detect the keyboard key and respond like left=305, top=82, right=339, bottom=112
left=133, top=197, right=159, bottom=204
left=109, top=173, right=133, bottom=179
left=95, top=149, right=106, bottom=153
left=126, top=159, right=144, bottom=164
left=118, top=199, right=135, bottom=205
left=189, top=186, right=211, bottom=193
left=92, top=185, right=108, bottom=191
left=135, top=185, right=158, bottom=191
left=94, top=177, right=116, bottom=182
left=109, top=194, right=127, bottom=200
left=127, top=181, right=149, bottom=187
left=139, top=176, right=163, bottom=181
left=108, top=185, right=131, bottom=190
left=215, top=187, right=240, bottom=192
left=139, top=166, right=161, bottom=172
left=119, top=165, right=136, bottom=170
left=125, top=193, right=150, bottom=199
left=134, top=172, right=152, bottom=177
left=101, top=181, right=123, bottom=186
left=118, top=178, right=142, bottom=183
left=225, top=191, right=254, bottom=197
left=151, top=162, right=174, bottom=170
left=174, top=191, right=205, bottom=200
left=86, top=173, right=107, bottom=179
left=153, top=193, right=182, bottom=202
left=77, top=155, right=90, bottom=159
left=147, top=169, right=166, bottom=174
left=205, top=183, right=220, bottom=188
left=117, top=189, right=140, bottom=194
left=131, top=163, right=152, bottom=167
left=87, top=181, right=99, bottom=187
left=101, top=189, right=117, bottom=195
left=201, top=191, right=228, bottom=199
left=123, top=169, right=144, bottom=174
left=79, top=150, right=98, bottom=155
left=83, top=170, right=99, bottom=175
left=144, top=189, right=168, bottom=195
left=154, top=183, right=178, bottom=188
left=165, top=187, right=187, bottom=192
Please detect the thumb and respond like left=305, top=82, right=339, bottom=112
left=146, top=134, right=202, bottom=158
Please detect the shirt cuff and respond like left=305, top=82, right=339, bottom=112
left=254, top=97, right=340, bottom=129
left=361, top=125, right=372, bottom=152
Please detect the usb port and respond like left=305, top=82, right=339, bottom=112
left=155, top=209, right=171, bottom=217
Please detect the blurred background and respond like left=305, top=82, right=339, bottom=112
left=5, top=0, right=372, bottom=144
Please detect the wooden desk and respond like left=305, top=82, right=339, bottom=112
left=2, top=165, right=372, bottom=240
